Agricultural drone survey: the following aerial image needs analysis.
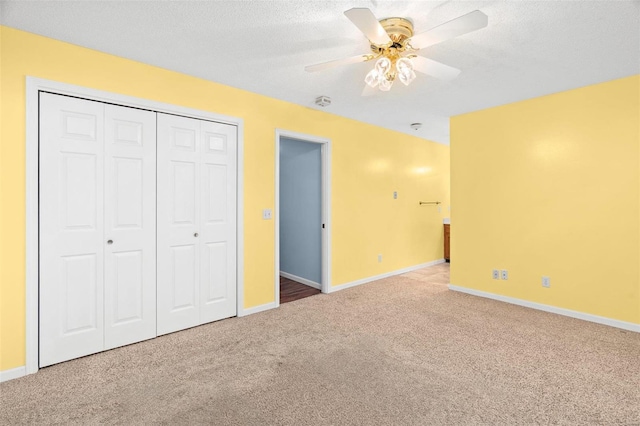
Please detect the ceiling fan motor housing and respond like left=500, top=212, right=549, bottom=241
left=371, top=17, right=414, bottom=53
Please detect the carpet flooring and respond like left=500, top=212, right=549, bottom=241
left=1, top=263, right=639, bottom=425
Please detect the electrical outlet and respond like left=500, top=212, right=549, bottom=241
left=492, top=269, right=499, bottom=280
left=262, top=209, right=272, bottom=220
left=393, top=191, right=397, bottom=199
left=542, top=276, right=550, bottom=288
left=501, top=270, right=508, bottom=280
left=378, top=254, right=382, bottom=263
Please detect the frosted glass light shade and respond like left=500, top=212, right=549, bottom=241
left=365, top=69, right=380, bottom=88
left=396, top=57, right=413, bottom=73
left=365, top=56, right=415, bottom=91
left=398, top=69, right=416, bottom=86
left=379, top=77, right=393, bottom=91
left=396, top=57, right=416, bottom=86
left=375, top=57, right=391, bottom=74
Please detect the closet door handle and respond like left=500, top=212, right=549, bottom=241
left=194, top=233, right=199, bottom=237
left=107, top=240, right=113, bottom=245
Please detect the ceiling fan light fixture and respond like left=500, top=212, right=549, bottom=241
left=396, top=57, right=416, bottom=86
left=379, top=77, right=393, bottom=91
left=375, top=57, right=392, bottom=74
left=365, top=68, right=380, bottom=88
left=398, top=69, right=416, bottom=86
left=396, top=57, right=413, bottom=73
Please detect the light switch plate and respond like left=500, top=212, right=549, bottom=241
left=262, top=209, right=272, bottom=220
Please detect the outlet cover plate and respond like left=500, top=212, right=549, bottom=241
left=492, top=270, right=499, bottom=280
left=501, top=270, right=508, bottom=280
left=542, top=276, right=550, bottom=288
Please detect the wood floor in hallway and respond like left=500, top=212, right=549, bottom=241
left=279, top=276, right=321, bottom=303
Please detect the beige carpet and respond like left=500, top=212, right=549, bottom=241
left=1, top=263, right=639, bottom=425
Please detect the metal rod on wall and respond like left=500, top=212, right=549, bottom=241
left=419, top=201, right=441, bottom=205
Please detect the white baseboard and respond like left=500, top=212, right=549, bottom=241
left=280, top=271, right=321, bottom=290
left=237, top=301, right=278, bottom=317
left=448, top=285, right=640, bottom=333
left=329, top=259, right=446, bottom=293
left=0, top=366, right=26, bottom=383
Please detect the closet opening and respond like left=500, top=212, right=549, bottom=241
left=25, top=77, right=244, bottom=375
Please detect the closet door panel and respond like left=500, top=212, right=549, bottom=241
left=200, top=121, right=237, bottom=323
left=40, top=92, right=238, bottom=365
left=157, top=113, right=201, bottom=335
left=104, top=105, right=157, bottom=349
left=39, top=93, right=105, bottom=367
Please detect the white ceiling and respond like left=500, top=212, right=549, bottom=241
left=2, top=1, right=639, bottom=144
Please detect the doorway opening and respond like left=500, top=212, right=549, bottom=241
left=275, top=130, right=331, bottom=305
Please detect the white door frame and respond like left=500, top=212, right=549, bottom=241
left=25, top=77, right=245, bottom=375
left=274, top=129, right=332, bottom=305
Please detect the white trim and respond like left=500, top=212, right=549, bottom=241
left=0, top=366, right=26, bottom=383
left=25, top=78, right=40, bottom=375
left=25, top=77, right=245, bottom=375
left=274, top=134, right=280, bottom=307
left=280, top=271, right=322, bottom=290
left=329, top=259, right=446, bottom=293
left=322, top=139, right=332, bottom=294
left=448, top=285, right=640, bottom=333
left=237, top=302, right=278, bottom=317
left=235, top=118, right=246, bottom=317
left=274, top=129, right=332, bottom=309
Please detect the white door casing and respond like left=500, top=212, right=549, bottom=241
left=157, top=113, right=237, bottom=335
left=103, top=104, right=157, bottom=350
left=39, top=94, right=157, bottom=367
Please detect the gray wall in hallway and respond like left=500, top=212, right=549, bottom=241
left=279, top=137, right=322, bottom=285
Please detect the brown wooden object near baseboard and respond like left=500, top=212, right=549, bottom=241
left=444, top=224, right=450, bottom=262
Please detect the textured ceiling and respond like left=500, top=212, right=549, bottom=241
left=2, top=0, right=639, bottom=144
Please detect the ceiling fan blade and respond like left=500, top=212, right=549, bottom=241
left=411, top=56, right=461, bottom=81
left=305, top=54, right=373, bottom=72
left=409, top=10, right=488, bottom=50
left=344, top=8, right=392, bottom=46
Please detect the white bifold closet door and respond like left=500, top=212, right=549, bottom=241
left=157, top=113, right=237, bottom=336
left=39, top=93, right=156, bottom=367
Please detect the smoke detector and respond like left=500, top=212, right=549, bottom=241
left=410, top=123, right=422, bottom=130
left=315, top=96, right=331, bottom=107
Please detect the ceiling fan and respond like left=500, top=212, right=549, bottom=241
left=305, top=8, right=488, bottom=92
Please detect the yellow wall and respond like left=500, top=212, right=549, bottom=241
left=451, top=75, right=640, bottom=325
left=0, top=26, right=450, bottom=371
